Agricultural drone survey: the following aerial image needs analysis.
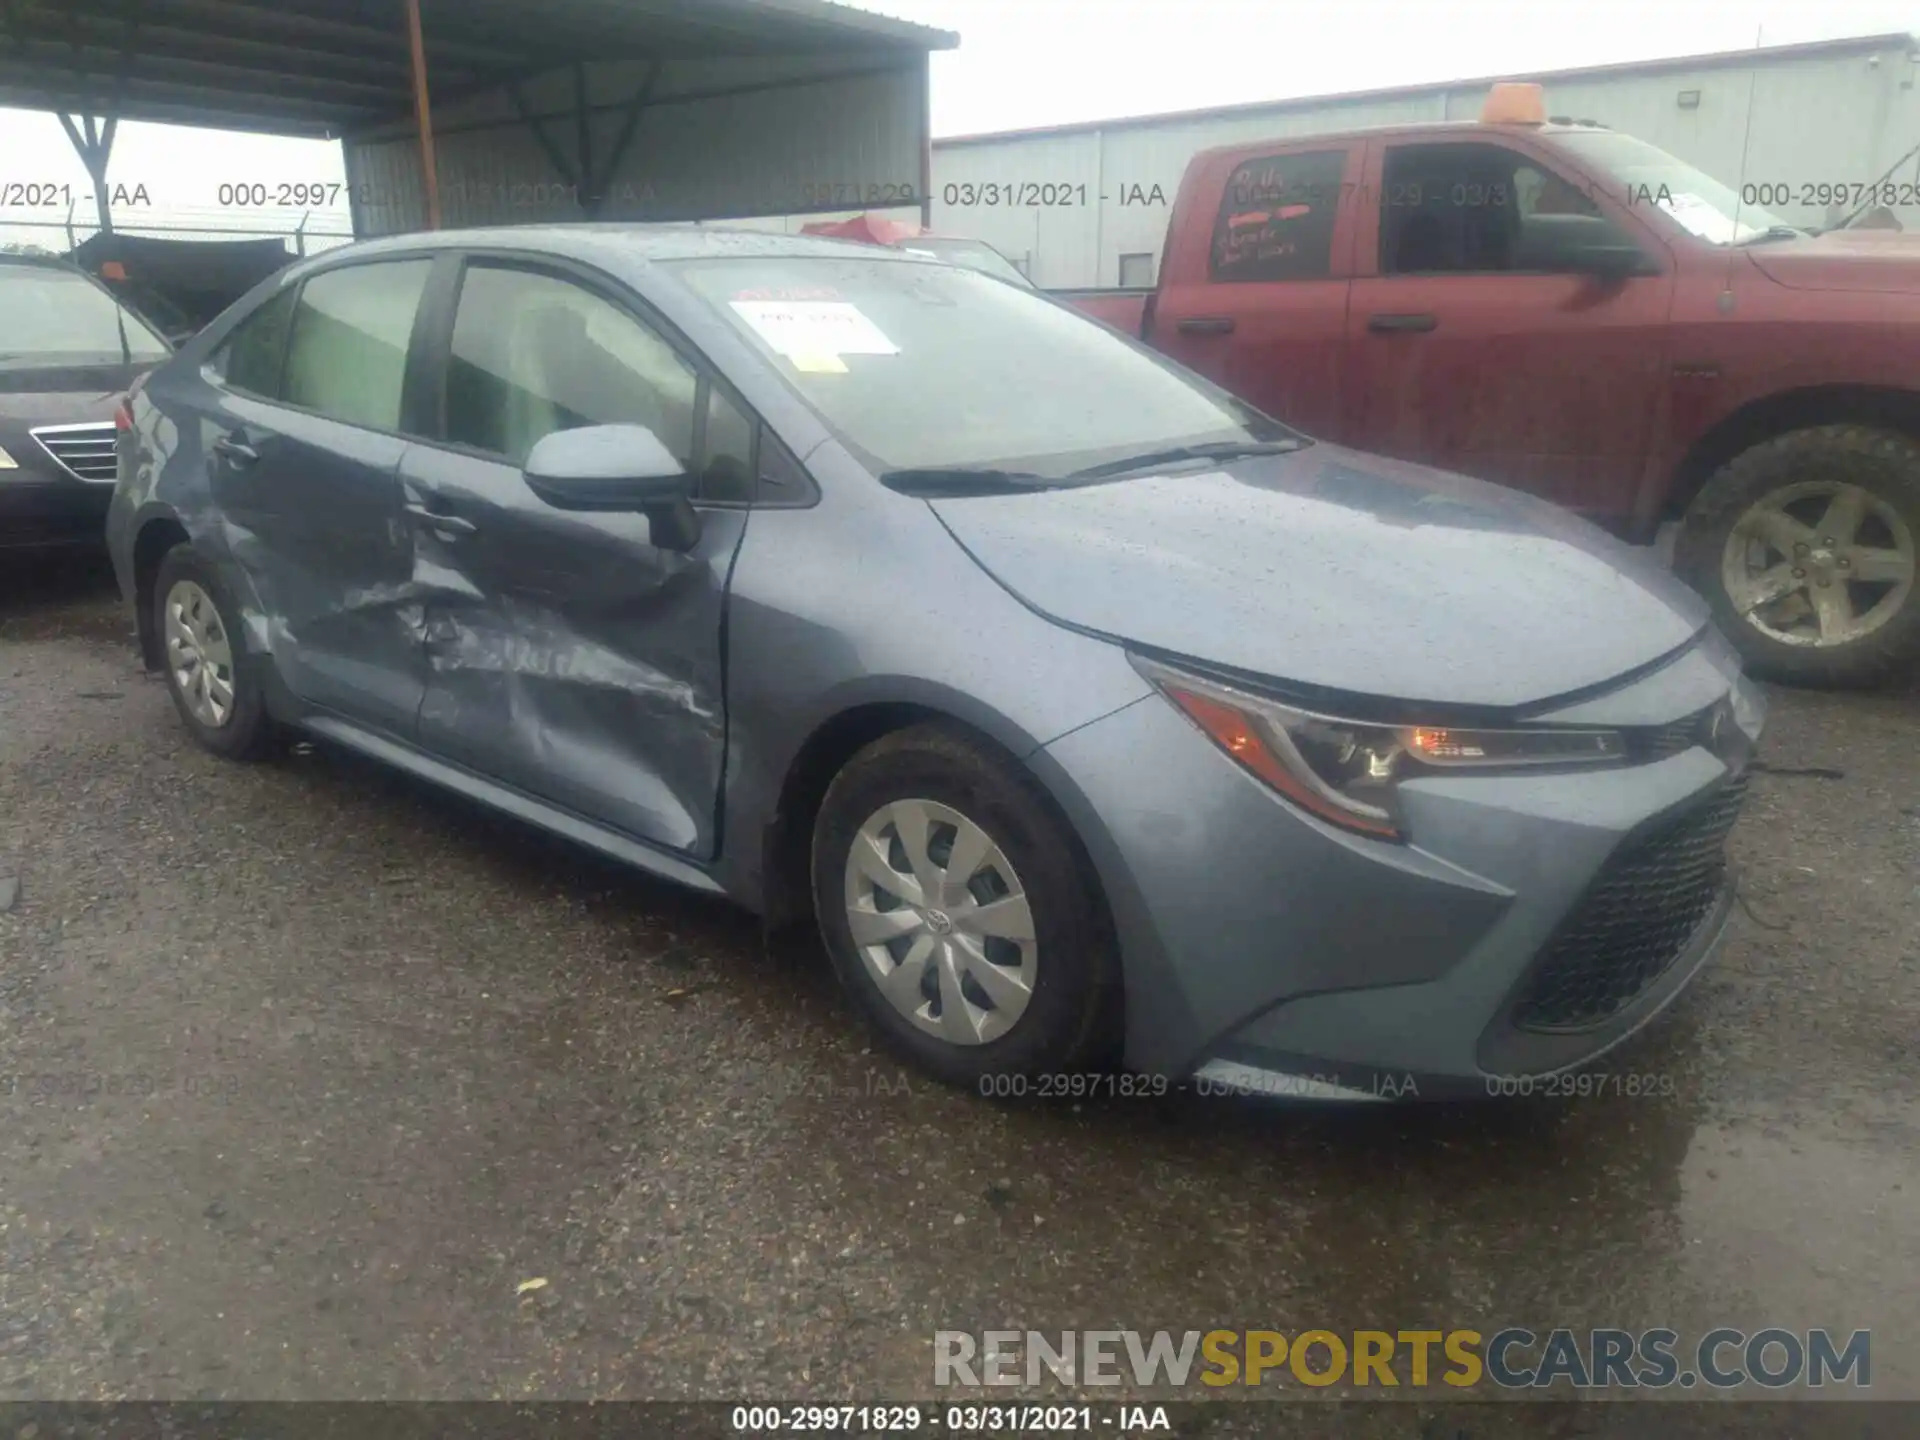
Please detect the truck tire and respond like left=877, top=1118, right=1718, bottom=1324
left=1675, top=424, right=1920, bottom=688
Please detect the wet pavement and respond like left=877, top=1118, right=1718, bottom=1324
left=1, top=553, right=1916, bottom=1413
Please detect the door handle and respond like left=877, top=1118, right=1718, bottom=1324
left=1367, top=313, right=1439, bottom=334
left=404, top=504, right=477, bottom=536
left=1176, top=316, right=1236, bottom=335
left=211, top=433, right=259, bottom=465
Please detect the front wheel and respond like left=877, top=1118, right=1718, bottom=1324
left=1676, top=424, right=1920, bottom=688
left=810, top=723, right=1119, bottom=1089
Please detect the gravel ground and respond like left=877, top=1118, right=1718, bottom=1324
left=1, top=554, right=1916, bottom=1415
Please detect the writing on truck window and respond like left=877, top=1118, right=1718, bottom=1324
left=1210, top=150, right=1347, bottom=283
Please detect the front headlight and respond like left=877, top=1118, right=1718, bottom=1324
left=1131, top=655, right=1625, bottom=840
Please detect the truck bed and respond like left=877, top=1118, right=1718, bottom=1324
left=1051, top=287, right=1151, bottom=335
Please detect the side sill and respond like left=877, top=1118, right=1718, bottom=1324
left=301, top=716, right=727, bottom=898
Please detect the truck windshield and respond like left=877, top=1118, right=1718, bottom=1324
left=668, top=255, right=1296, bottom=479
left=0, top=262, right=171, bottom=366
left=1552, top=130, right=1794, bottom=245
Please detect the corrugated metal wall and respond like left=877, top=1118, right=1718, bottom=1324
left=931, top=39, right=1920, bottom=288
left=345, top=53, right=927, bottom=234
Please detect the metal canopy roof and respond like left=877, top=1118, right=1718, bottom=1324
left=0, top=0, right=957, bottom=140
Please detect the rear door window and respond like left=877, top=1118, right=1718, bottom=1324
left=219, top=287, right=298, bottom=397
left=1210, top=149, right=1349, bottom=282
left=280, top=260, right=433, bottom=430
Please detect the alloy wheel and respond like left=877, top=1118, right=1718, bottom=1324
left=841, top=798, right=1037, bottom=1046
left=163, top=579, right=237, bottom=728
left=1721, top=479, right=1916, bottom=648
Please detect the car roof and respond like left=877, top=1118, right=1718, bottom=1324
left=303, top=223, right=946, bottom=272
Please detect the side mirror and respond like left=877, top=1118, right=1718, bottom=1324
left=522, top=423, right=701, bottom=550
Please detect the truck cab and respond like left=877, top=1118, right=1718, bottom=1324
left=1066, top=87, right=1920, bottom=686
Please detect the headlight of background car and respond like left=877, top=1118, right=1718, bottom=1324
left=1131, top=655, right=1625, bottom=840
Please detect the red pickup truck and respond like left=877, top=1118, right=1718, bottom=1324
left=1059, top=88, right=1920, bottom=686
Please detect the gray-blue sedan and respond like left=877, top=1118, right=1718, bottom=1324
left=107, top=226, right=1764, bottom=1099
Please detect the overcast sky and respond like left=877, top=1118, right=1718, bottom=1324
left=2, top=0, right=1918, bottom=242
left=876, top=0, right=1920, bottom=135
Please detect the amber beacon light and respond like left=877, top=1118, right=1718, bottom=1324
left=1482, top=81, right=1548, bottom=125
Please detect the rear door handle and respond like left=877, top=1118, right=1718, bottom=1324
left=404, top=504, right=477, bottom=537
left=1176, top=316, right=1236, bottom=335
left=211, top=433, right=259, bottom=465
left=1367, top=312, right=1438, bottom=334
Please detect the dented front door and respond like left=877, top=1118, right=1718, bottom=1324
left=399, top=444, right=744, bottom=859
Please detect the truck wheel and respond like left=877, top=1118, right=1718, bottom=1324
left=1676, top=425, right=1920, bottom=687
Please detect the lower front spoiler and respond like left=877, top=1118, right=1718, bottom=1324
left=0, top=479, right=112, bottom=549
left=1191, top=884, right=1737, bottom=1104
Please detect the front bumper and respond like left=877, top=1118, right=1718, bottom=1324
left=0, top=473, right=113, bottom=549
left=1032, top=641, right=1762, bottom=1097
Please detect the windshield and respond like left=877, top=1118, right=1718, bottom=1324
left=895, top=237, right=1033, bottom=287
left=668, top=256, right=1293, bottom=478
left=0, top=263, right=170, bottom=365
left=1553, top=130, right=1793, bottom=245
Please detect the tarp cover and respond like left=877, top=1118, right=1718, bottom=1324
left=67, top=234, right=295, bottom=332
left=800, top=213, right=926, bottom=246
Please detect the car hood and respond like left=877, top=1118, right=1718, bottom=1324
left=929, top=444, right=1709, bottom=711
left=0, top=360, right=152, bottom=409
left=1744, top=230, right=1920, bottom=294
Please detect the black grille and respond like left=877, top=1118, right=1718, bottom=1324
left=32, top=423, right=118, bottom=482
left=1512, top=774, right=1750, bottom=1032
left=1632, top=704, right=1726, bottom=761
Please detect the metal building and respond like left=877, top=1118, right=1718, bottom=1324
left=929, top=32, right=1920, bottom=288
left=0, top=0, right=954, bottom=240
left=344, top=6, right=953, bottom=235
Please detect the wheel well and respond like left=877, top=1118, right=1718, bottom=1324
left=1666, top=385, right=1920, bottom=522
left=760, top=702, right=946, bottom=936
left=758, top=700, right=1126, bottom=1058
left=132, top=518, right=190, bottom=671
left=758, top=702, right=1115, bottom=938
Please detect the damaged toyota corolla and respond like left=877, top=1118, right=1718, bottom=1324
left=107, top=227, right=1765, bottom=1099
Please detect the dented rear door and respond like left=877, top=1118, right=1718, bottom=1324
left=400, top=256, right=746, bottom=860
left=204, top=258, right=437, bottom=738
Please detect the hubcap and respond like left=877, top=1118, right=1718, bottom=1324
left=163, top=579, right=237, bottom=728
left=1722, top=480, right=1915, bottom=648
left=842, top=798, right=1037, bottom=1046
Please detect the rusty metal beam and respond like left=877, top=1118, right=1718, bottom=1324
left=404, top=0, right=442, bottom=230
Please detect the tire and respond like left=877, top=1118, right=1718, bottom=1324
left=152, top=545, right=281, bottom=760
left=1675, top=424, right=1920, bottom=688
left=810, top=723, right=1120, bottom=1089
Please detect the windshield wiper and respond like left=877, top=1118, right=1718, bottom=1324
left=1067, top=438, right=1307, bottom=481
left=879, top=466, right=1056, bottom=497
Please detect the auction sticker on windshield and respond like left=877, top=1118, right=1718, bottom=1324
left=728, top=301, right=899, bottom=367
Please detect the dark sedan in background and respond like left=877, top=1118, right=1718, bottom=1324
left=108, top=226, right=1763, bottom=1099
left=1, top=251, right=172, bottom=553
